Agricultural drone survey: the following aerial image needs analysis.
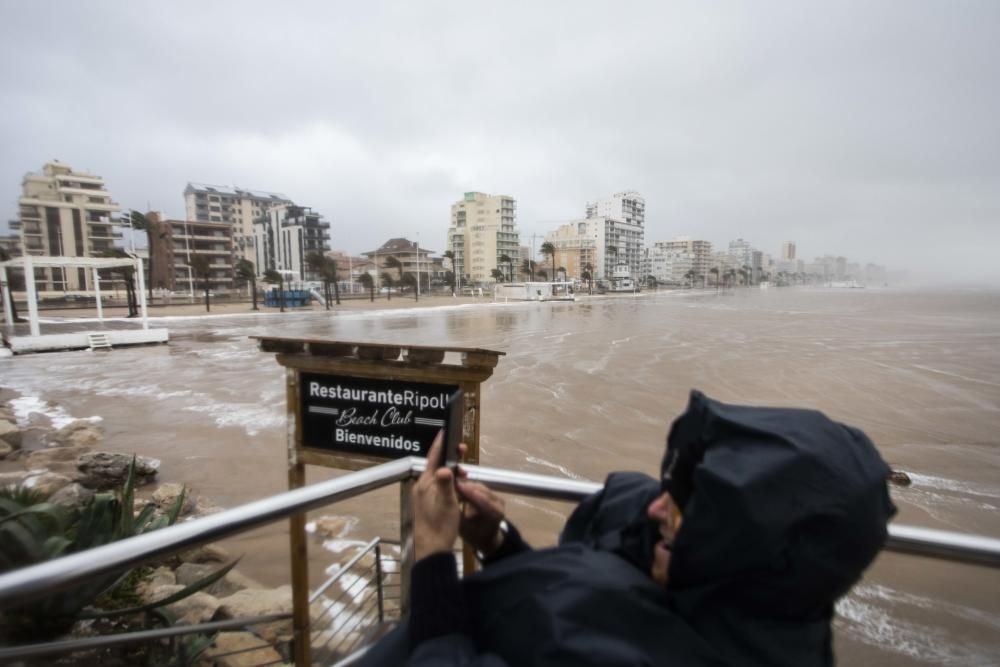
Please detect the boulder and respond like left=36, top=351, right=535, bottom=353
left=152, top=482, right=197, bottom=515
left=48, top=482, right=95, bottom=510
left=0, top=420, right=21, bottom=448
left=198, top=631, right=283, bottom=667
left=215, top=586, right=296, bottom=643
left=0, top=470, right=33, bottom=487
left=54, top=421, right=103, bottom=449
left=888, top=470, right=912, bottom=487
left=25, top=446, right=89, bottom=469
left=19, top=427, right=54, bottom=451
left=309, top=516, right=354, bottom=539
left=215, top=586, right=293, bottom=620
left=143, top=584, right=220, bottom=625
left=137, top=566, right=176, bottom=597
left=178, top=543, right=231, bottom=565
left=175, top=563, right=261, bottom=598
left=0, top=440, right=12, bottom=460
left=76, top=451, right=160, bottom=490
left=24, top=471, right=73, bottom=497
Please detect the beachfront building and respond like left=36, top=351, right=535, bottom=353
left=542, top=221, right=597, bottom=280
left=654, top=237, right=713, bottom=280
left=446, top=192, right=520, bottom=285
left=781, top=241, right=796, bottom=261
left=728, top=238, right=753, bottom=267
left=184, top=183, right=292, bottom=262
left=146, top=212, right=234, bottom=294
left=362, top=238, right=436, bottom=290
left=12, top=160, right=123, bottom=292
left=582, top=191, right=645, bottom=280
left=252, top=204, right=331, bottom=282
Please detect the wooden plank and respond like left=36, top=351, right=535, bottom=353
left=254, top=335, right=504, bottom=358
left=275, top=354, right=497, bottom=383
left=286, top=369, right=312, bottom=667
left=298, top=448, right=401, bottom=472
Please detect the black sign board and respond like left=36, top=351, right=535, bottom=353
left=300, top=372, right=459, bottom=459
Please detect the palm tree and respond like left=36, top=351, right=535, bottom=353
left=385, top=256, right=403, bottom=285
left=402, top=273, right=419, bottom=301
left=583, top=262, right=594, bottom=295
left=499, top=254, right=513, bottom=282
left=189, top=255, right=212, bottom=312
left=263, top=269, right=284, bottom=312
left=98, top=248, right=138, bottom=317
left=324, top=256, right=341, bottom=305
left=443, top=251, right=456, bottom=295
left=724, top=268, right=737, bottom=288
left=535, top=268, right=548, bottom=280
left=540, top=242, right=556, bottom=282
left=0, top=247, right=25, bottom=323
left=646, top=275, right=658, bottom=289
left=709, top=267, right=720, bottom=291
left=358, top=272, right=375, bottom=302
left=381, top=272, right=394, bottom=300
left=490, top=268, right=504, bottom=283
left=683, top=269, right=696, bottom=288
left=742, top=264, right=753, bottom=286
left=520, top=259, right=536, bottom=280
left=123, top=210, right=166, bottom=300
left=235, top=259, right=258, bottom=310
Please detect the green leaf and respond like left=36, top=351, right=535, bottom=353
left=133, top=503, right=158, bottom=534
left=81, top=559, right=240, bottom=619
left=165, top=487, right=187, bottom=527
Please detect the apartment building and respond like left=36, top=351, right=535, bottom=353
left=542, top=221, right=597, bottom=280
left=446, top=192, right=520, bottom=284
left=146, top=212, right=234, bottom=293
left=184, top=183, right=292, bottom=262
left=253, top=204, right=331, bottom=281
left=12, top=161, right=122, bottom=291
left=654, top=237, right=713, bottom=278
left=362, top=238, right=435, bottom=288
left=583, top=191, right=645, bottom=279
left=728, top=238, right=753, bottom=267
left=586, top=191, right=645, bottom=227
left=781, top=241, right=796, bottom=261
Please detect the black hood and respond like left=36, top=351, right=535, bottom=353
left=662, top=390, right=896, bottom=620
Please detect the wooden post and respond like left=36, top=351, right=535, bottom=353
left=286, top=368, right=312, bottom=667
left=399, top=478, right=414, bottom=616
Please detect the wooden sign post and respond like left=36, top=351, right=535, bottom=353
left=256, top=337, right=504, bottom=667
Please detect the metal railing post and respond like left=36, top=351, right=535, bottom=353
left=375, top=543, right=385, bottom=624
left=399, top=479, right=415, bottom=616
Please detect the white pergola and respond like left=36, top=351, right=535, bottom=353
left=1, top=255, right=149, bottom=337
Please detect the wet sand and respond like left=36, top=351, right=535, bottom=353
left=3, top=286, right=999, bottom=665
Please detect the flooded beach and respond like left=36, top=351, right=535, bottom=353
left=3, top=286, right=999, bottom=665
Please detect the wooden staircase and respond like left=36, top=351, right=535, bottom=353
left=87, top=333, right=112, bottom=351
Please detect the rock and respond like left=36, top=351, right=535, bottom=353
left=888, top=470, right=912, bottom=487
left=19, top=427, right=54, bottom=451
left=192, top=496, right=223, bottom=517
left=24, top=471, right=73, bottom=497
left=309, top=516, right=354, bottom=539
left=179, top=543, right=231, bottom=565
left=54, top=421, right=103, bottom=449
left=215, top=586, right=296, bottom=644
left=48, top=482, right=95, bottom=510
left=215, top=586, right=293, bottom=620
left=0, top=470, right=32, bottom=487
left=0, top=420, right=21, bottom=448
left=25, top=446, right=89, bottom=469
left=152, top=482, right=197, bottom=515
left=137, top=566, right=176, bottom=598
left=198, top=631, right=283, bottom=667
left=0, top=441, right=12, bottom=460
left=76, top=451, right=160, bottom=490
left=175, top=563, right=261, bottom=598
left=143, top=584, right=220, bottom=625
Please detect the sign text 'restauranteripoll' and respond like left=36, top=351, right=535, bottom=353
left=300, top=373, right=458, bottom=459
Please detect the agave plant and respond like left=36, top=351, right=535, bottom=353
left=1, top=457, right=237, bottom=645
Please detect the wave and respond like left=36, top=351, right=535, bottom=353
left=8, top=396, right=102, bottom=430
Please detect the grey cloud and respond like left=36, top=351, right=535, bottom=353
left=1, top=0, right=998, bottom=278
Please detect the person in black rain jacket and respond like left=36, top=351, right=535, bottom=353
left=361, top=390, right=897, bottom=666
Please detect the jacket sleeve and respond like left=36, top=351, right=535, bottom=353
left=480, top=521, right=530, bottom=567
left=406, top=552, right=510, bottom=666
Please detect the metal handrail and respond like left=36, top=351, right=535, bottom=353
left=1, top=456, right=999, bottom=614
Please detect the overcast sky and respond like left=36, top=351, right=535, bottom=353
left=2, top=1, right=998, bottom=280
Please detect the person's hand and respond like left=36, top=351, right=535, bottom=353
left=412, top=431, right=460, bottom=560
left=455, top=444, right=507, bottom=557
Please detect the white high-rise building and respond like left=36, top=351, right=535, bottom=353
left=728, top=238, right=753, bottom=266
left=13, top=160, right=122, bottom=292
left=184, top=183, right=292, bottom=263
left=253, top=204, right=331, bottom=281
left=583, top=191, right=645, bottom=279
left=446, top=192, right=520, bottom=285
left=781, top=241, right=796, bottom=261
